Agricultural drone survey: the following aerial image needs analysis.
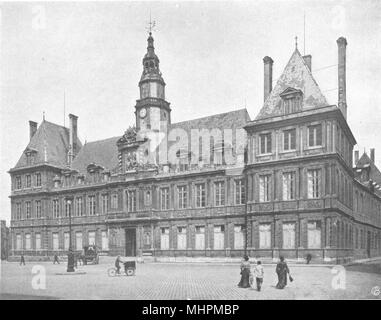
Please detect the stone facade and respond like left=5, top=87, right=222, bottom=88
left=8, top=33, right=381, bottom=262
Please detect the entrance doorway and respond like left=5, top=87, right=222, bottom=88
left=125, top=228, right=136, bottom=257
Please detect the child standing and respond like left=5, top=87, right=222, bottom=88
left=253, top=261, right=264, bottom=291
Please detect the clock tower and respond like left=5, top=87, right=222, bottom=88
left=135, top=31, right=171, bottom=135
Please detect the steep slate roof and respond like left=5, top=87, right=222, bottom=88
left=170, top=108, right=250, bottom=132
left=256, top=48, right=329, bottom=120
left=14, top=121, right=82, bottom=169
left=356, top=153, right=381, bottom=184
left=71, top=136, right=121, bottom=174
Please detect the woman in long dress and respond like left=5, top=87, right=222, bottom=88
left=238, top=255, right=251, bottom=288
left=276, top=256, right=290, bottom=289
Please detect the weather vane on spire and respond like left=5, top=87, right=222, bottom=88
left=295, top=36, right=298, bottom=49
left=146, top=12, right=156, bottom=35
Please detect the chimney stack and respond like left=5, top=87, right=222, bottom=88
left=69, top=114, right=78, bottom=162
left=263, top=56, right=273, bottom=102
left=303, top=55, right=312, bottom=71
left=354, top=150, right=359, bottom=165
left=370, top=148, right=375, bottom=163
left=337, top=37, right=347, bottom=119
left=29, top=121, right=37, bottom=141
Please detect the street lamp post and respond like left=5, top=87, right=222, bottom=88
left=66, top=197, right=75, bottom=272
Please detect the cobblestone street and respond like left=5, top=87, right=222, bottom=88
left=1, top=258, right=380, bottom=300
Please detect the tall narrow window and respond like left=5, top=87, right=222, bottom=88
left=88, top=196, right=96, bottom=216
left=282, top=222, right=296, bottom=249
left=16, top=203, right=22, bottom=220
left=195, top=226, right=205, bottom=250
left=260, top=133, right=272, bottom=154
left=282, top=172, right=296, bottom=200
left=16, top=234, right=22, bottom=250
left=214, top=181, right=225, bottom=206
left=35, top=233, right=41, bottom=250
left=35, top=173, right=41, bottom=187
left=16, top=176, right=22, bottom=189
left=160, top=187, right=169, bottom=210
left=75, top=232, right=83, bottom=250
left=64, top=232, right=70, bottom=250
left=160, top=228, right=169, bottom=250
left=53, top=200, right=60, bottom=218
left=177, top=186, right=187, bottom=209
left=76, top=197, right=83, bottom=216
left=195, top=183, right=206, bottom=208
left=259, top=175, right=271, bottom=202
left=35, top=200, right=42, bottom=218
left=308, top=124, right=322, bottom=147
left=307, top=169, right=321, bottom=199
left=102, top=194, right=108, bottom=214
left=111, top=193, right=118, bottom=209
left=259, top=223, right=271, bottom=249
left=127, top=190, right=137, bottom=212
left=235, top=179, right=245, bottom=205
left=283, top=129, right=296, bottom=151
left=52, top=232, right=59, bottom=250
left=213, top=225, right=225, bottom=249
left=88, top=231, right=96, bottom=246
left=101, top=231, right=109, bottom=250
left=308, top=221, right=322, bottom=249
left=26, top=175, right=31, bottom=188
left=177, top=227, right=187, bottom=250
left=25, top=233, right=31, bottom=250
left=234, top=225, right=244, bottom=249
left=25, top=201, right=31, bottom=219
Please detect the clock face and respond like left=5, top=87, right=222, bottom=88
left=139, top=108, right=147, bottom=118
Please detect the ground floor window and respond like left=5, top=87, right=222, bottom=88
left=16, top=234, right=22, bottom=250
left=177, top=227, right=187, bottom=250
left=282, top=222, right=296, bottom=249
left=64, top=232, right=70, bottom=250
left=160, top=227, right=169, bottom=250
left=52, top=232, right=59, bottom=250
left=214, top=225, right=225, bottom=249
left=308, top=221, right=322, bottom=249
left=259, top=223, right=271, bottom=249
left=76, top=232, right=83, bottom=251
left=25, top=233, right=31, bottom=250
left=88, top=231, right=96, bottom=246
left=195, top=226, right=205, bottom=250
left=101, top=231, right=109, bottom=250
left=234, top=225, right=244, bottom=249
left=35, top=233, right=41, bottom=250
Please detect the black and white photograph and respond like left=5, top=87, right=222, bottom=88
left=0, top=0, right=380, bottom=302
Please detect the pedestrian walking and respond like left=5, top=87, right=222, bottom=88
left=53, top=254, right=60, bottom=264
left=20, top=254, right=25, bottom=266
left=306, top=253, right=312, bottom=264
left=253, top=260, right=264, bottom=291
left=275, top=256, right=292, bottom=289
left=238, top=255, right=251, bottom=288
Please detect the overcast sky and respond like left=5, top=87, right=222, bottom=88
left=1, top=0, right=380, bottom=223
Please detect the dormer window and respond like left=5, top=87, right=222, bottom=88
left=280, top=87, right=303, bottom=114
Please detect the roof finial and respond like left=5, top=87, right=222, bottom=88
left=295, top=36, right=298, bottom=50
left=146, top=11, right=156, bottom=35
left=43, top=111, right=45, bottom=121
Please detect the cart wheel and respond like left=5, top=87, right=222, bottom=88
left=107, top=268, right=116, bottom=277
left=126, top=268, right=135, bottom=276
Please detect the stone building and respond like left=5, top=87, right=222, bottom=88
left=1, top=220, right=10, bottom=260
left=8, top=32, right=381, bottom=262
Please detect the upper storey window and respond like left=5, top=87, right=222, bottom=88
left=280, top=87, right=303, bottom=114
left=260, top=133, right=272, bottom=154
left=15, top=176, right=22, bottom=189
left=308, top=124, right=322, bottom=147
left=283, top=129, right=296, bottom=151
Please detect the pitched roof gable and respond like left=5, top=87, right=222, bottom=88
left=14, top=121, right=82, bottom=169
left=71, top=136, right=120, bottom=174
left=256, top=49, right=328, bottom=120
left=356, top=153, right=381, bottom=184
